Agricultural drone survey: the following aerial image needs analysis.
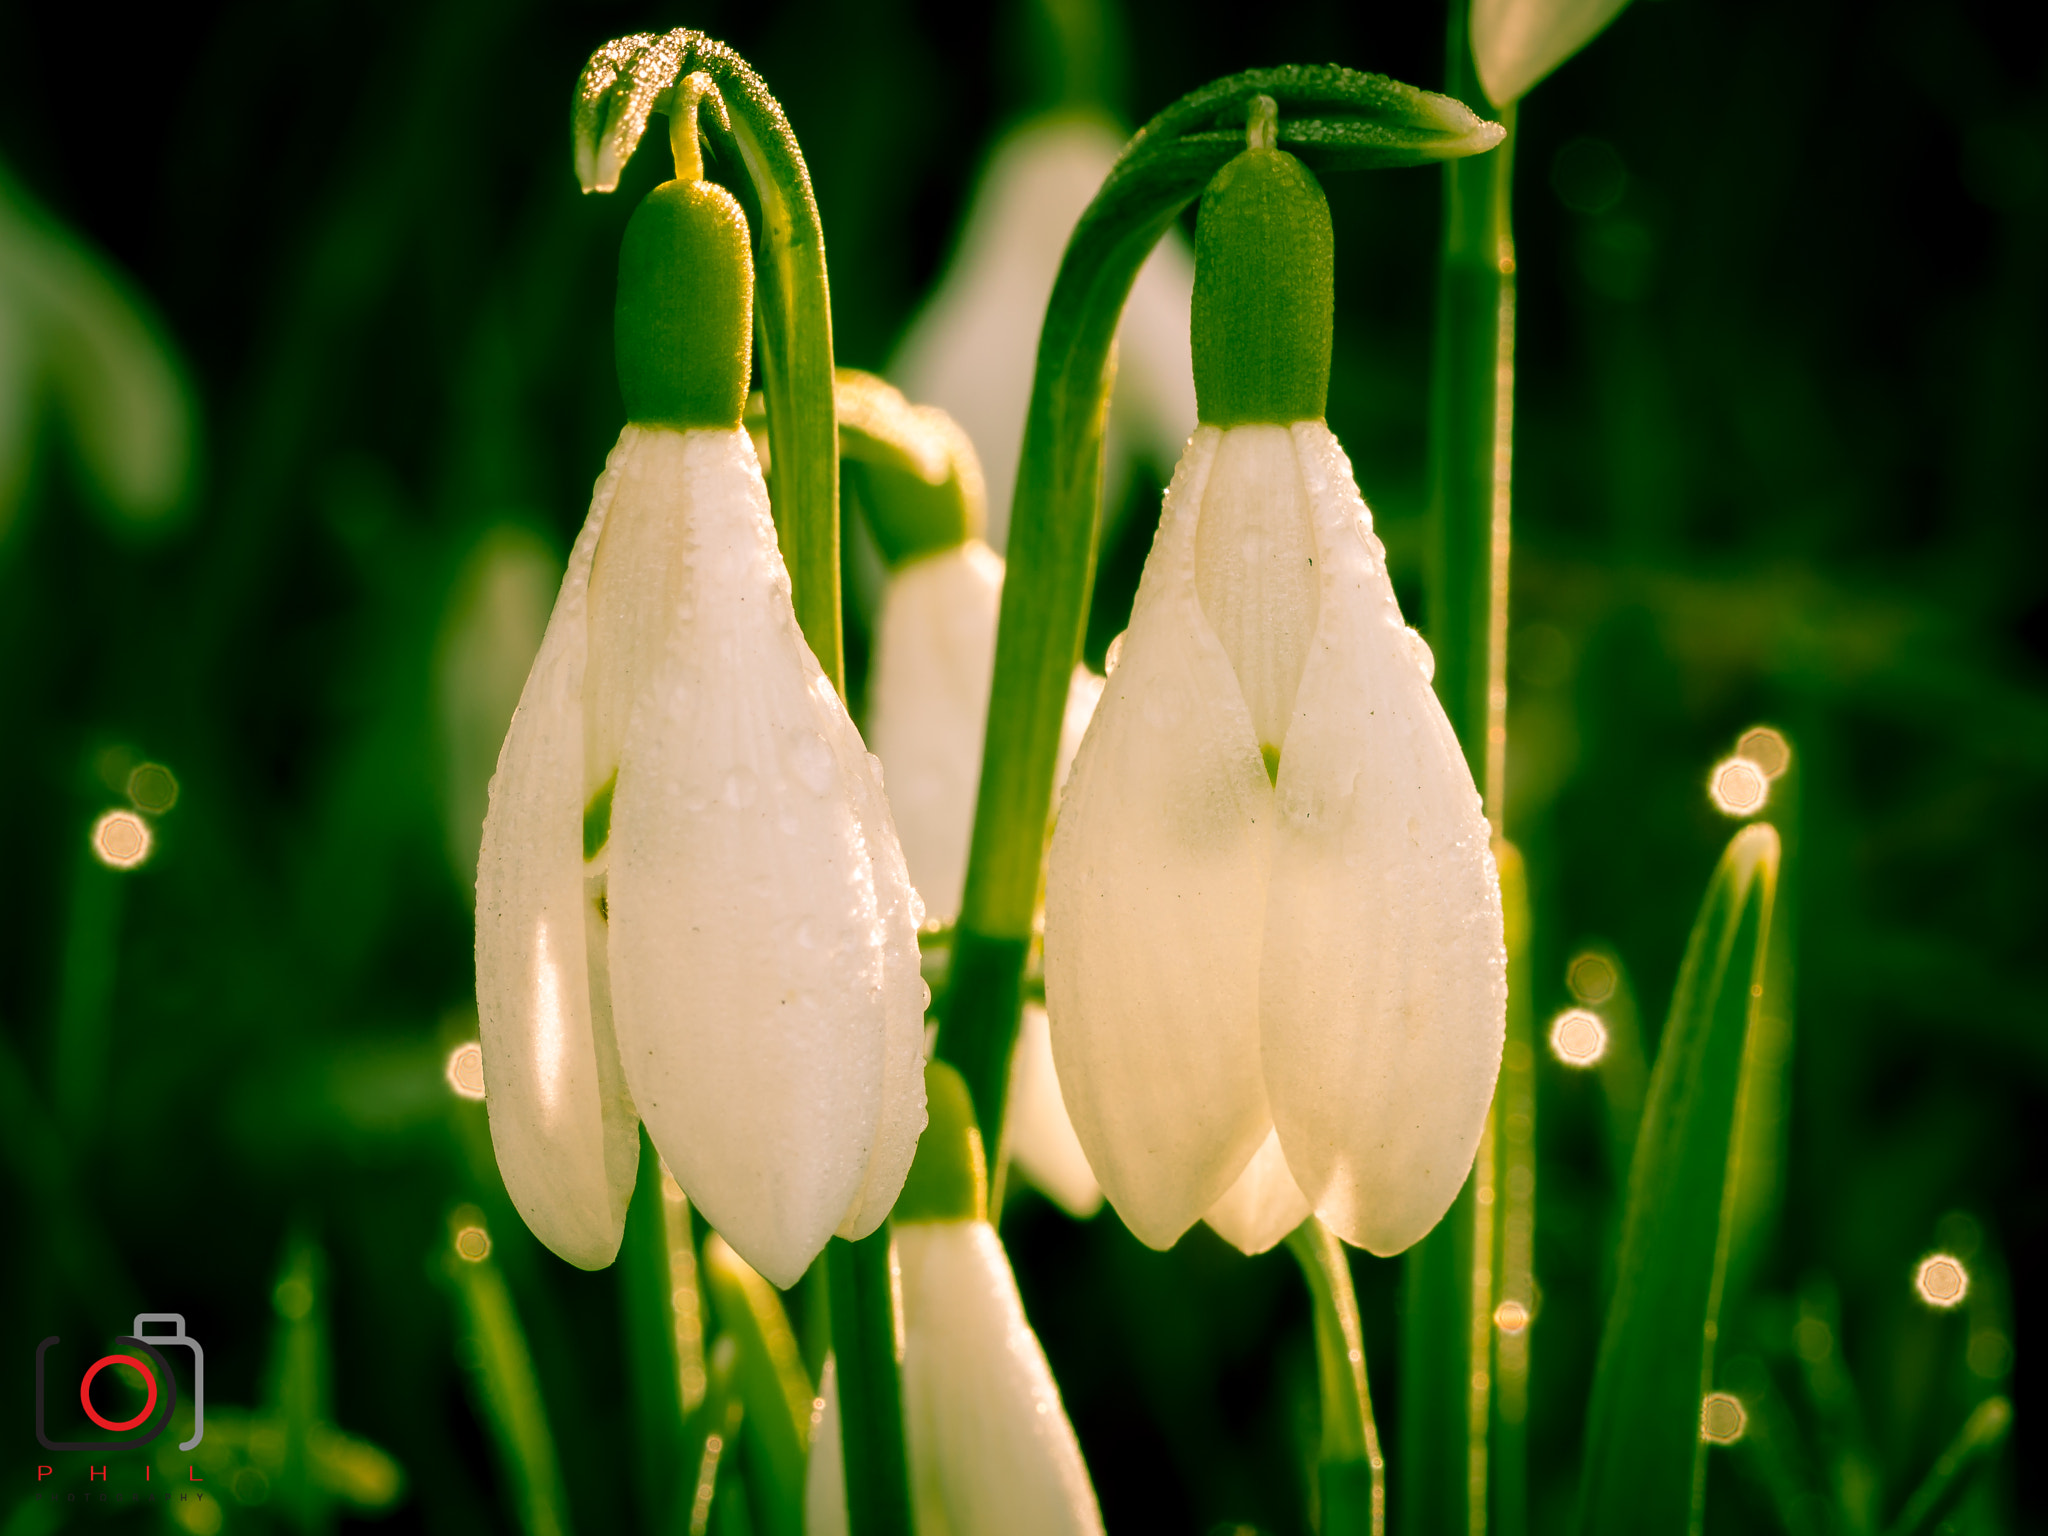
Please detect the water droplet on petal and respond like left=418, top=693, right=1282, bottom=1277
left=723, top=767, right=757, bottom=807
left=1403, top=626, right=1436, bottom=683
left=791, top=734, right=835, bottom=794
left=1104, top=631, right=1127, bottom=676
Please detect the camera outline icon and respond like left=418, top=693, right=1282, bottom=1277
left=36, top=1313, right=206, bottom=1453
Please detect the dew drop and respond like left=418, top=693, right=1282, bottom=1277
left=723, top=767, right=758, bottom=807
left=1104, top=631, right=1127, bottom=677
left=778, top=811, right=800, bottom=835
left=1403, top=626, right=1436, bottom=683
left=791, top=734, right=835, bottom=795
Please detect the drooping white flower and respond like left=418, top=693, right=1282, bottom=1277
left=892, top=115, right=1196, bottom=554
left=476, top=424, right=927, bottom=1288
left=1471, top=0, right=1635, bottom=107
left=807, top=1064, right=1104, bottom=1536
left=1047, top=420, right=1505, bottom=1255
left=1047, top=419, right=1505, bottom=1256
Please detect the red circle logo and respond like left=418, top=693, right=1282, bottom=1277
left=79, top=1354, right=158, bottom=1432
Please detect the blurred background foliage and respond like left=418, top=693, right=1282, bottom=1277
left=0, top=0, right=2039, bottom=1532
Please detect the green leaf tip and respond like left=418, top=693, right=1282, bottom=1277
left=893, top=1060, right=987, bottom=1225
left=1577, top=821, right=1781, bottom=1536
left=573, top=31, right=798, bottom=196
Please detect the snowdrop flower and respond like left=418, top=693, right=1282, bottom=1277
left=808, top=1063, right=1105, bottom=1536
left=1045, top=118, right=1507, bottom=1257
left=1470, top=0, right=1635, bottom=107
left=892, top=115, right=1196, bottom=554
left=476, top=85, right=925, bottom=1288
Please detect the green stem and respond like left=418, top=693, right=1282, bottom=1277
left=1407, top=7, right=1516, bottom=1531
left=935, top=62, right=1505, bottom=1149
left=621, top=1130, right=691, bottom=1530
left=1491, top=844, right=1536, bottom=1536
left=1285, top=1219, right=1386, bottom=1536
left=826, top=1231, right=915, bottom=1535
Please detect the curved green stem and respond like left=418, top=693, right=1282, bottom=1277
left=936, top=62, right=1506, bottom=1148
left=1286, top=1218, right=1387, bottom=1536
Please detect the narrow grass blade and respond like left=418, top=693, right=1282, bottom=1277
left=1576, top=824, right=1782, bottom=1536
left=701, top=1234, right=812, bottom=1536
left=1882, top=1397, right=2011, bottom=1536
left=441, top=1208, right=573, bottom=1536
left=1491, top=842, right=1535, bottom=1536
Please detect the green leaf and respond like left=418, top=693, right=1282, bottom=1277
left=700, top=1234, right=812, bottom=1536
left=1577, top=824, right=1782, bottom=1536
left=1883, top=1396, right=2011, bottom=1536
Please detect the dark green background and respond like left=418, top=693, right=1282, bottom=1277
left=1, top=0, right=2038, bottom=1530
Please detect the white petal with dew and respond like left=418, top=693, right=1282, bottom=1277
left=474, top=430, right=642, bottom=1270
left=1007, top=1004, right=1103, bottom=1220
left=832, top=735, right=931, bottom=1243
left=1055, top=665, right=1106, bottom=801
left=1472, top=0, right=1634, bottom=106
left=1202, top=1127, right=1311, bottom=1256
left=1261, top=423, right=1506, bottom=1257
left=866, top=540, right=1004, bottom=924
left=605, top=428, right=892, bottom=1288
left=1045, top=427, right=1272, bottom=1248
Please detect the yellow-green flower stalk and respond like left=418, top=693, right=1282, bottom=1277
left=476, top=76, right=926, bottom=1290
left=808, top=1063, right=1106, bottom=1536
left=1044, top=104, right=1507, bottom=1256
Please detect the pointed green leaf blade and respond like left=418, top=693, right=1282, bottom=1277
left=1578, top=824, right=1781, bottom=1536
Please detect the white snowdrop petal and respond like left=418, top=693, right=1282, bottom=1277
left=1262, top=423, right=1507, bottom=1257
left=866, top=540, right=1004, bottom=924
left=475, top=428, right=642, bottom=1271
left=899, top=1224, right=1106, bottom=1536
left=833, top=724, right=931, bottom=1241
left=1193, top=425, right=1320, bottom=759
left=1471, top=0, right=1633, bottom=107
left=1007, top=1003, right=1103, bottom=1220
left=606, top=427, right=889, bottom=1289
left=1045, top=427, right=1274, bottom=1249
left=1202, top=1126, right=1311, bottom=1256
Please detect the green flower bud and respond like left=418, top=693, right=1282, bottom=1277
left=894, top=1059, right=987, bottom=1225
left=614, top=76, right=753, bottom=430
left=1191, top=101, right=1334, bottom=427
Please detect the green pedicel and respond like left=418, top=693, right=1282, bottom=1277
left=1191, top=139, right=1335, bottom=426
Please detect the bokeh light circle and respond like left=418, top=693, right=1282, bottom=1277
left=1709, top=757, right=1769, bottom=817
left=1549, top=1009, right=1608, bottom=1067
left=446, top=1042, right=487, bottom=1101
left=1915, top=1253, right=1969, bottom=1308
left=1699, top=1392, right=1746, bottom=1445
left=92, top=810, right=152, bottom=869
